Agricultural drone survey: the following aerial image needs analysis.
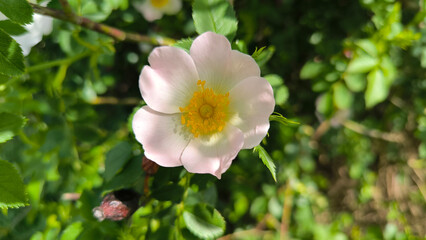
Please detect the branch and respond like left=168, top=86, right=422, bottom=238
left=30, top=3, right=175, bottom=45
left=343, top=120, right=405, bottom=143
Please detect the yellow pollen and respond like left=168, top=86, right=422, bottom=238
left=150, top=0, right=169, bottom=8
left=180, top=80, right=230, bottom=137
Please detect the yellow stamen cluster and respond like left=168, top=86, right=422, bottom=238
left=150, top=0, right=169, bottom=8
left=179, top=80, right=230, bottom=138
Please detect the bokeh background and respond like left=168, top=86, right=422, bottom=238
left=0, top=0, right=425, bottom=239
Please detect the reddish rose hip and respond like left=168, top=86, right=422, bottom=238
left=93, top=189, right=139, bottom=221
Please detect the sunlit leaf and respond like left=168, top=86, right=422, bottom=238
left=300, top=61, right=326, bottom=80
left=173, top=38, right=194, bottom=53
left=183, top=204, right=226, bottom=239
left=346, top=55, right=378, bottom=74
left=192, top=0, right=238, bottom=41
left=253, top=145, right=277, bottom=182
left=0, top=112, right=25, bottom=143
left=0, top=159, right=28, bottom=209
left=356, top=39, right=378, bottom=57
left=254, top=45, right=275, bottom=67
left=269, top=113, right=299, bottom=126
left=317, top=91, right=333, bottom=117
left=365, top=68, right=387, bottom=108
left=0, top=29, right=25, bottom=76
left=60, top=222, right=83, bottom=240
left=333, top=82, right=353, bottom=109
left=0, top=0, right=33, bottom=25
left=264, top=74, right=289, bottom=105
left=344, top=73, right=366, bottom=92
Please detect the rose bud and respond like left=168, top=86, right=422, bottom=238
left=93, top=189, right=140, bottom=221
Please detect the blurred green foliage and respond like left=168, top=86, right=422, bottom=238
left=0, top=0, right=425, bottom=239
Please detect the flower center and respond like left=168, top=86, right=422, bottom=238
left=179, top=80, right=230, bottom=138
left=150, top=0, right=169, bottom=8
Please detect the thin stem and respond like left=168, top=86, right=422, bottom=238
left=280, top=181, right=293, bottom=240
left=30, top=3, right=175, bottom=45
left=343, top=120, right=405, bottom=143
left=58, top=0, right=74, bottom=19
left=90, top=96, right=141, bottom=105
left=26, top=51, right=91, bottom=72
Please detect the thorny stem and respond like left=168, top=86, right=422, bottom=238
left=30, top=3, right=175, bottom=45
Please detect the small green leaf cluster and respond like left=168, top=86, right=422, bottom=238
left=300, top=1, right=420, bottom=117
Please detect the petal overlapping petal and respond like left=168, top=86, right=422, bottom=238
left=180, top=125, right=244, bottom=178
left=140, top=46, right=199, bottom=113
left=132, top=106, right=191, bottom=167
left=228, top=76, right=275, bottom=149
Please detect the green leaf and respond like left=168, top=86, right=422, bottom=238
left=151, top=183, right=184, bottom=203
left=0, top=20, right=27, bottom=36
left=269, top=113, right=299, bottom=126
left=0, top=73, right=11, bottom=84
left=0, top=29, right=25, bottom=76
left=0, top=112, right=25, bottom=143
left=253, top=145, right=277, bottom=182
left=0, top=0, right=33, bottom=25
left=60, top=222, right=83, bottom=240
left=183, top=204, right=226, bottom=239
left=317, top=91, right=333, bottom=117
left=275, top=86, right=289, bottom=105
left=365, top=68, right=388, bottom=108
left=173, top=38, right=194, bottom=53
left=104, top=156, right=142, bottom=191
left=192, top=0, right=238, bottom=41
left=333, top=82, right=353, bottom=109
left=346, top=55, right=378, bottom=74
left=254, top=46, right=275, bottom=67
left=300, top=61, right=326, bottom=80
left=264, top=74, right=289, bottom=105
left=104, top=141, right=132, bottom=181
left=251, top=46, right=266, bottom=59
left=355, top=39, right=378, bottom=57
left=0, top=159, right=28, bottom=209
left=343, top=73, right=366, bottom=92
left=380, top=56, right=396, bottom=86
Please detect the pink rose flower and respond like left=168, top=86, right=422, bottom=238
left=132, top=32, right=275, bottom=178
left=133, top=0, right=181, bottom=22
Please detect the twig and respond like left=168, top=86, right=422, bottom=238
left=280, top=181, right=293, bottom=240
left=342, top=120, right=405, bottom=143
left=90, top=96, right=141, bottom=105
left=30, top=3, right=175, bottom=45
left=58, top=0, right=74, bottom=19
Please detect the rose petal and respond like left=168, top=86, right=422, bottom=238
left=181, top=125, right=244, bottom=178
left=132, top=106, right=192, bottom=167
left=140, top=46, right=199, bottom=113
left=228, top=76, right=275, bottom=149
left=228, top=50, right=261, bottom=83
left=190, top=32, right=232, bottom=94
left=133, top=1, right=163, bottom=22
left=162, top=0, right=182, bottom=14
